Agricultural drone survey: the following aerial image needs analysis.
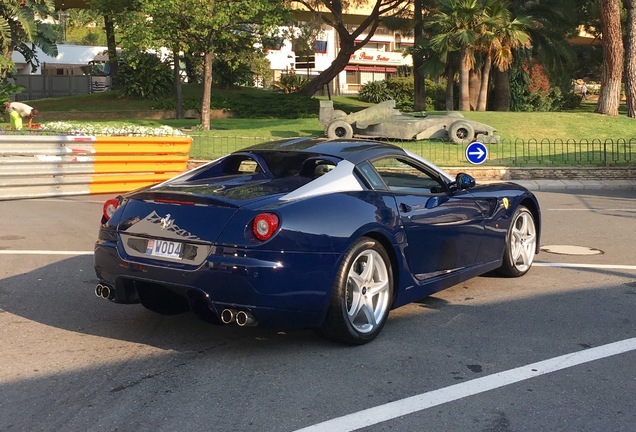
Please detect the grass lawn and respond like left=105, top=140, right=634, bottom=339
left=7, top=88, right=635, bottom=165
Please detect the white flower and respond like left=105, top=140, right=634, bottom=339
left=39, top=122, right=186, bottom=137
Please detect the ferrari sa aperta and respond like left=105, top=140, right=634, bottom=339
left=94, top=138, right=540, bottom=344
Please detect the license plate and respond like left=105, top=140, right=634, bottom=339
left=146, top=239, right=183, bottom=260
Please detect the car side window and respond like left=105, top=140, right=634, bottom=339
left=371, top=157, right=445, bottom=194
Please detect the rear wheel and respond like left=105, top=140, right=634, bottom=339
left=449, top=120, right=475, bottom=144
left=497, top=206, right=537, bottom=277
left=319, top=237, right=393, bottom=345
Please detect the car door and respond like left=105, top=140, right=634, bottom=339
left=369, top=157, right=485, bottom=281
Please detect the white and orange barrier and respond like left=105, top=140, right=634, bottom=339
left=0, top=135, right=192, bottom=200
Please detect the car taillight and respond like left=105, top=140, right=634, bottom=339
left=252, top=213, right=279, bottom=241
left=103, top=198, right=120, bottom=221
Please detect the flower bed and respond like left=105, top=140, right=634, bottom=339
left=39, top=122, right=186, bottom=137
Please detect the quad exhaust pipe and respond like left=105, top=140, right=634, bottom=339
left=220, top=308, right=238, bottom=324
left=95, top=283, right=114, bottom=300
left=221, top=308, right=257, bottom=327
left=236, top=310, right=256, bottom=327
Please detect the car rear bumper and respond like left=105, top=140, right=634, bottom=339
left=94, top=239, right=340, bottom=329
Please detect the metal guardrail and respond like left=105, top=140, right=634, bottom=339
left=188, top=135, right=636, bottom=167
left=0, top=135, right=192, bottom=200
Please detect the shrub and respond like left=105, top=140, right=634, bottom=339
left=557, top=90, right=582, bottom=110
left=0, top=81, right=25, bottom=105
left=359, top=77, right=446, bottom=111
left=359, top=81, right=391, bottom=103
left=510, top=61, right=566, bottom=112
left=273, top=73, right=311, bottom=93
left=116, top=50, right=174, bottom=100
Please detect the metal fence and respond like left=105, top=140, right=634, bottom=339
left=13, top=75, right=91, bottom=101
left=188, top=135, right=636, bottom=167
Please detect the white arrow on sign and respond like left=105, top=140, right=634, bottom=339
left=467, top=147, right=485, bottom=160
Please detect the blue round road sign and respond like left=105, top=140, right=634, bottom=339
left=465, top=142, right=488, bottom=165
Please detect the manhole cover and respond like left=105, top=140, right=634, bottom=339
left=540, top=245, right=604, bottom=256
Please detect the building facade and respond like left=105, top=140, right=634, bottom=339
left=266, top=17, right=414, bottom=95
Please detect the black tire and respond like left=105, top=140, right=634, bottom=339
left=326, top=120, right=354, bottom=139
left=319, top=237, right=393, bottom=345
left=448, top=120, right=475, bottom=144
left=497, top=206, right=537, bottom=277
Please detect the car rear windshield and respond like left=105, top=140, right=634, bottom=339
left=186, top=151, right=341, bottom=182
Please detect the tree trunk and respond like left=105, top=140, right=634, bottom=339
left=413, top=0, right=426, bottom=111
left=298, top=41, right=356, bottom=97
left=625, top=0, right=636, bottom=118
left=595, top=0, right=624, bottom=117
left=459, top=46, right=471, bottom=111
left=446, top=63, right=455, bottom=110
left=469, top=69, right=480, bottom=111
left=174, top=47, right=183, bottom=120
left=477, top=53, right=493, bottom=111
left=201, top=51, right=213, bottom=130
left=104, top=14, right=118, bottom=90
left=492, top=69, right=510, bottom=111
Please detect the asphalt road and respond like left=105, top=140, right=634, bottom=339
left=1, top=188, right=635, bottom=432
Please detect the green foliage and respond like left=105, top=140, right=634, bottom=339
left=556, top=90, right=583, bottom=111
left=0, top=0, right=58, bottom=79
left=214, top=60, right=254, bottom=89
left=212, top=43, right=272, bottom=89
left=508, top=60, right=582, bottom=112
left=359, top=77, right=446, bottom=111
left=116, top=50, right=174, bottom=99
left=273, top=74, right=311, bottom=93
left=62, top=8, right=107, bottom=46
left=0, top=80, right=25, bottom=105
left=129, top=0, right=291, bottom=128
left=358, top=81, right=391, bottom=103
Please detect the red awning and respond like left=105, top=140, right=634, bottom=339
left=345, top=65, right=398, bottom=73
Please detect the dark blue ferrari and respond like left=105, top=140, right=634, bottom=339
left=94, top=138, right=540, bottom=344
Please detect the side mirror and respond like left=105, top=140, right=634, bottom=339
left=454, top=173, right=475, bottom=191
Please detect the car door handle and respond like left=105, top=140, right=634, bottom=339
left=399, top=203, right=412, bottom=213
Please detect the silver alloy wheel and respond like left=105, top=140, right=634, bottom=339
left=345, top=249, right=391, bottom=334
left=509, top=209, right=537, bottom=273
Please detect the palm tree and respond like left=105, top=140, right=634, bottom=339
left=476, top=0, right=532, bottom=111
left=426, top=0, right=491, bottom=111
left=0, top=0, right=58, bottom=79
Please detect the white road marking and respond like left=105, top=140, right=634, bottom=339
left=548, top=208, right=636, bottom=211
left=294, top=338, right=636, bottom=432
left=20, top=198, right=107, bottom=204
left=534, top=262, right=636, bottom=271
left=0, top=250, right=93, bottom=256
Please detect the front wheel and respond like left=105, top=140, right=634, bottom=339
left=319, top=237, right=393, bottom=345
left=497, top=206, right=537, bottom=277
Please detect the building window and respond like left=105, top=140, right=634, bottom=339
left=315, top=40, right=328, bottom=53
left=346, top=70, right=358, bottom=85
